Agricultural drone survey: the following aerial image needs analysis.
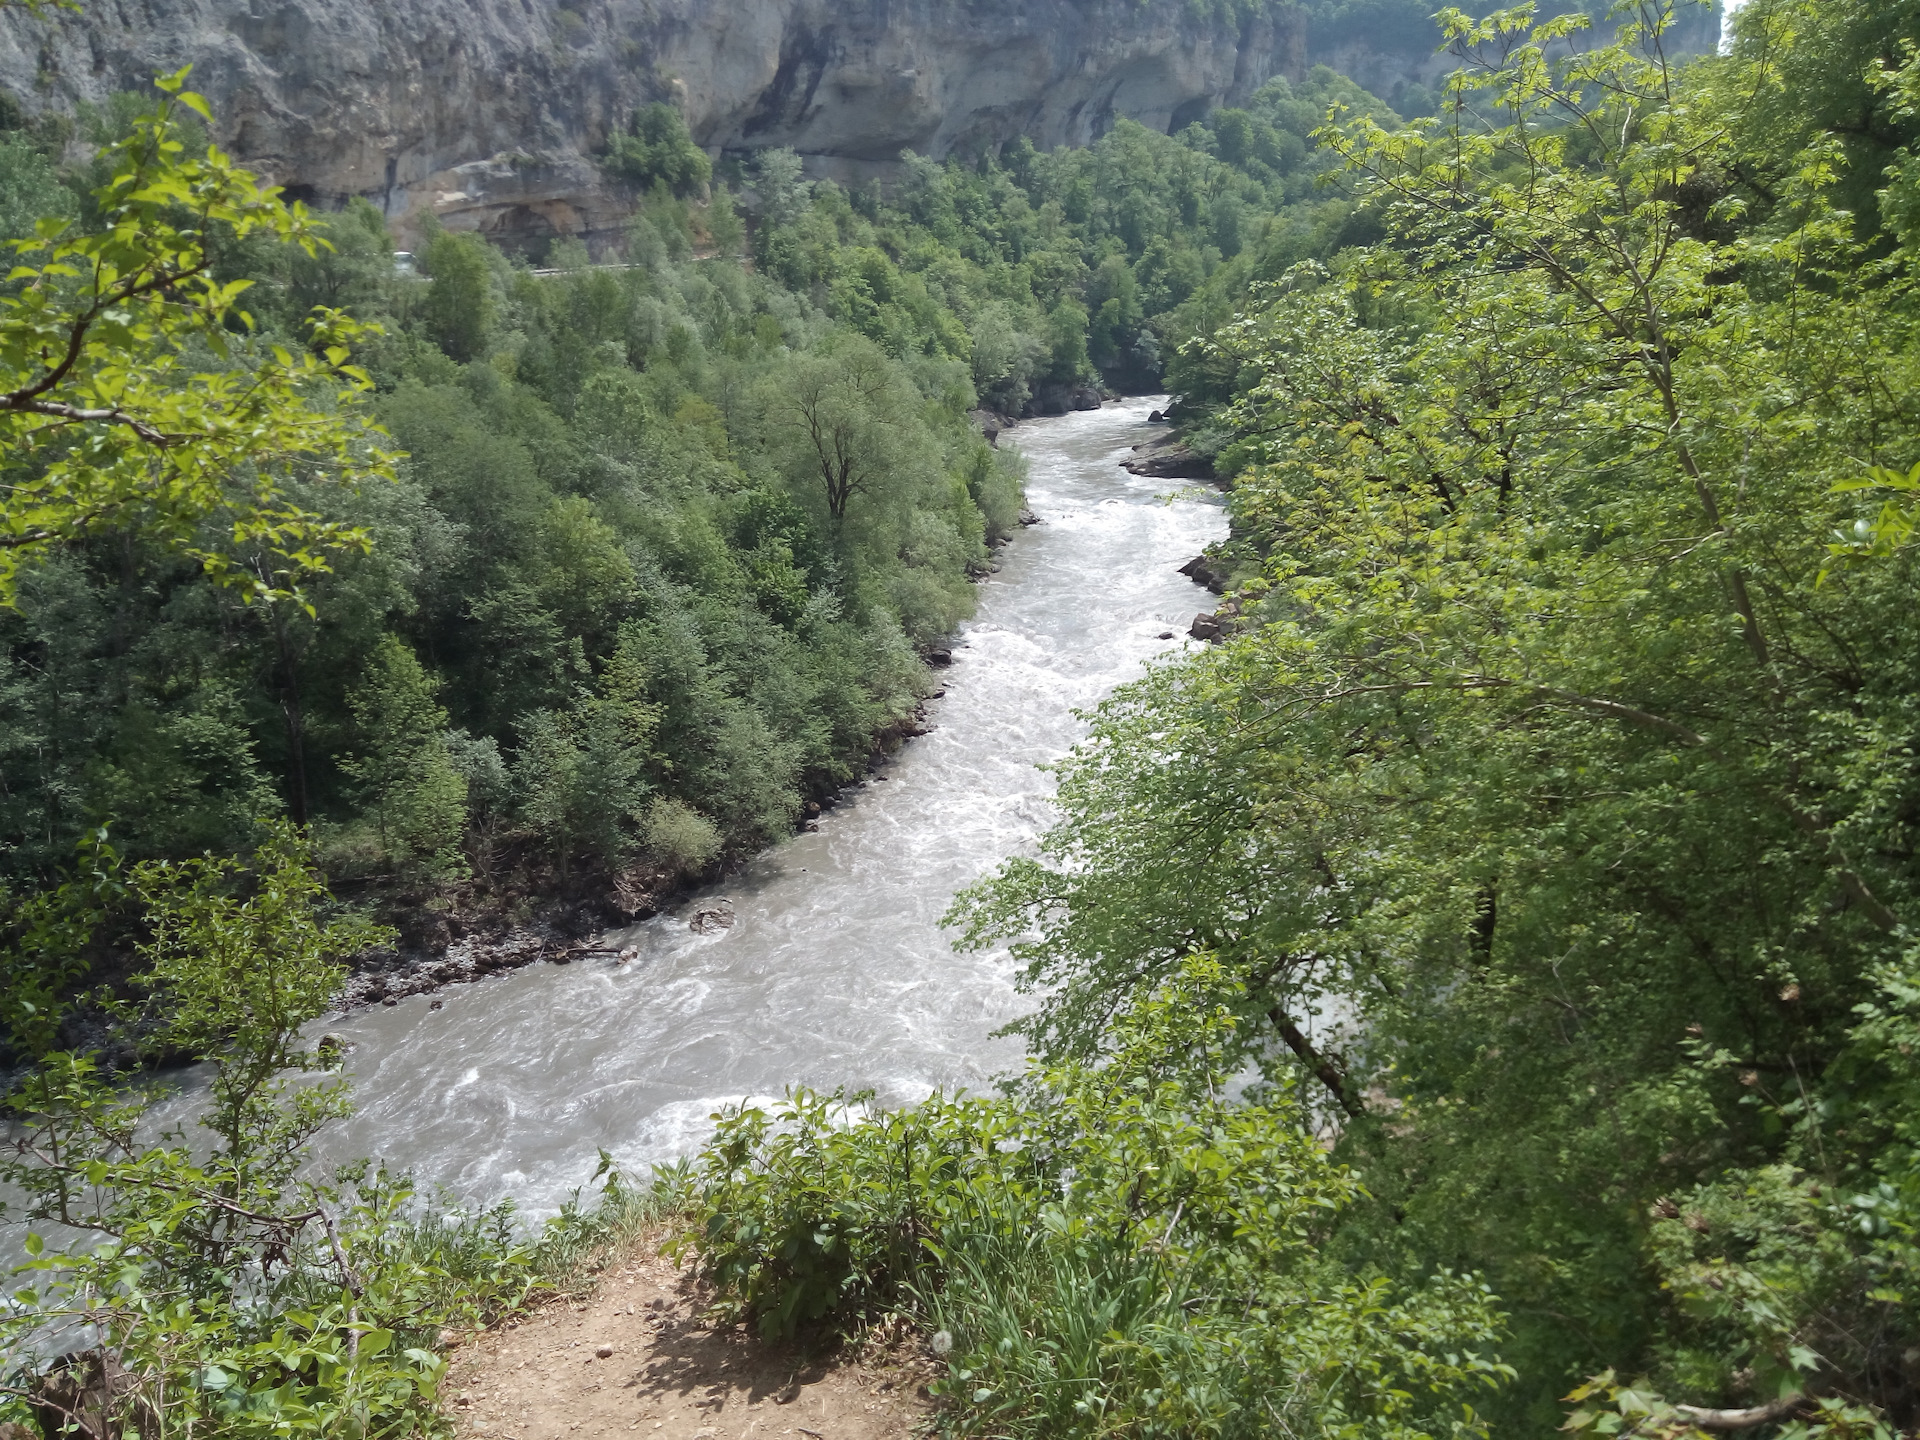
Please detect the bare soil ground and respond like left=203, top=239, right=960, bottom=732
left=448, top=1231, right=934, bottom=1440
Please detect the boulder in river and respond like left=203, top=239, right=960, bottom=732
left=689, top=900, right=735, bottom=934
left=1030, top=382, right=1105, bottom=415
left=1122, top=431, right=1216, bottom=481
left=1179, top=553, right=1229, bottom=593
left=1190, top=612, right=1223, bottom=641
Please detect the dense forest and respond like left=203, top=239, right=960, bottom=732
left=0, top=62, right=1384, bottom=917
left=4, top=0, right=1919, bottom=1436
left=692, top=1, right=1920, bottom=1437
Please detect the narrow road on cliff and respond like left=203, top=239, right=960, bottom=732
left=311, top=398, right=1227, bottom=1213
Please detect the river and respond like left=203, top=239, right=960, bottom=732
left=309, top=397, right=1226, bottom=1216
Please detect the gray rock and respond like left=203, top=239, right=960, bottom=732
left=1189, top=612, right=1222, bottom=641
left=688, top=900, right=735, bottom=934
left=1179, top=553, right=1228, bottom=593
left=1123, top=432, right=1215, bottom=481
left=0, top=0, right=1307, bottom=250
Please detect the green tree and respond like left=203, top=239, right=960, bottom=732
left=1042, top=298, right=1091, bottom=386
left=770, top=340, right=916, bottom=522
left=954, top=1, right=1920, bottom=1429
left=1086, top=253, right=1147, bottom=383
left=704, top=184, right=746, bottom=256
left=342, top=634, right=467, bottom=873
left=602, top=102, right=712, bottom=197
left=0, top=71, right=393, bottom=608
left=512, top=624, right=660, bottom=870
left=419, top=228, right=496, bottom=363
left=0, top=827, right=515, bottom=1439
left=752, top=147, right=811, bottom=229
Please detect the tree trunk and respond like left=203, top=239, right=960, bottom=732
left=1267, top=1005, right=1362, bottom=1119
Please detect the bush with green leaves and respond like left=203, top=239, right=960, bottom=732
left=643, top=796, right=721, bottom=877
left=944, top=0, right=1920, bottom=1431
left=1557, top=944, right=1920, bottom=1440
left=0, top=826, right=656, bottom=1438
left=602, top=104, right=712, bottom=198
left=677, top=966, right=1512, bottom=1439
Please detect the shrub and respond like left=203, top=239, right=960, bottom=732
left=644, top=796, right=722, bottom=876
left=603, top=104, right=711, bottom=197
left=0, top=828, right=674, bottom=1439
left=676, top=972, right=1512, bottom=1438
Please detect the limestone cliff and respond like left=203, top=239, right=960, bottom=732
left=0, top=0, right=1305, bottom=249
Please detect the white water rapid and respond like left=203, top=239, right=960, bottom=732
left=311, top=398, right=1226, bottom=1215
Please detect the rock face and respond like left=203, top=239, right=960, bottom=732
left=0, top=0, right=1306, bottom=248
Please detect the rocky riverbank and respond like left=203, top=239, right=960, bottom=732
left=327, top=535, right=1063, bottom=1019
left=331, top=721, right=930, bottom=1017
left=326, top=480, right=1059, bottom=1018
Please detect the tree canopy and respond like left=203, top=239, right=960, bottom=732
left=942, top=0, right=1920, bottom=1429
left=0, top=71, right=392, bottom=609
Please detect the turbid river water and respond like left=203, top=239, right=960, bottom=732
left=308, top=397, right=1226, bottom=1216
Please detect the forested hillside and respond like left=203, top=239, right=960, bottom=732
left=688, top=0, right=1920, bottom=1436
left=0, top=66, right=1381, bottom=919
left=0, top=49, right=1405, bottom=1438
left=6, top=0, right=1918, bottom=1437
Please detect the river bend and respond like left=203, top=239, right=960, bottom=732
left=312, top=398, right=1226, bottom=1215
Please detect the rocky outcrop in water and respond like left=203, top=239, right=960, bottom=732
left=1123, top=430, right=1215, bottom=481
left=0, top=0, right=1305, bottom=250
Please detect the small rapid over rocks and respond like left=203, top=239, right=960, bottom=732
left=309, top=399, right=1225, bottom=1214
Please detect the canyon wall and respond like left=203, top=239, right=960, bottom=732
left=0, top=0, right=1306, bottom=249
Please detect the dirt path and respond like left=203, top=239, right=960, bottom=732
left=448, top=1232, right=934, bottom=1440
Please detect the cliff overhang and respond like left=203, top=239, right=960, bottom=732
left=0, top=0, right=1307, bottom=250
